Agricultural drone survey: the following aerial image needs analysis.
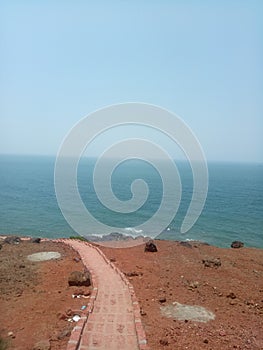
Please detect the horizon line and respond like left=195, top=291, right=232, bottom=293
left=0, top=153, right=262, bottom=164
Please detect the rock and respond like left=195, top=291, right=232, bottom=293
left=159, top=297, right=167, bottom=303
left=101, top=232, right=131, bottom=241
left=187, top=281, right=199, bottom=290
left=73, top=257, right=80, bottom=262
left=4, top=236, right=21, bottom=245
left=0, top=243, right=2, bottom=250
left=140, top=308, right=147, bottom=316
left=227, top=292, right=237, bottom=299
left=125, top=271, right=142, bottom=277
left=179, top=241, right=192, bottom=248
left=33, top=340, right=51, bottom=350
left=202, top=258, right=221, bottom=268
left=68, top=271, right=91, bottom=287
left=159, top=339, right=169, bottom=346
left=31, top=237, right=41, bottom=243
left=57, top=327, right=72, bottom=340
left=15, top=290, right=23, bottom=297
left=231, top=241, right=244, bottom=248
left=145, top=240, right=158, bottom=252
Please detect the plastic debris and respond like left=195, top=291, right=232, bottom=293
left=72, top=314, right=81, bottom=322
left=72, top=294, right=81, bottom=299
left=72, top=293, right=90, bottom=299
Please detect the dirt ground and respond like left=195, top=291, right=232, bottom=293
left=100, top=240, right=263, bottom=350
left=0, top=238, right=91, bottom=350
left=0, top=237, right=262, bottom=350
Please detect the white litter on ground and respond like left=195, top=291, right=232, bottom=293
left=160, top=301, right=215, bottom=323
left=27, top=251, right=61, bottom=262
left=72, top=315, right=81, bottom=322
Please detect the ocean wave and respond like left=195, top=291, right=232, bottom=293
left=124, top=227, right=143, bottom=234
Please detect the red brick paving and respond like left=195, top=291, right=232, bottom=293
left=60, top=239, right=149, bottom=350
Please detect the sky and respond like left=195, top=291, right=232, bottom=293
left=0, top=0, right=262, bottom=162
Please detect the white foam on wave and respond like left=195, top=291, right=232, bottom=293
left=124, top=227, right=143, bottom=234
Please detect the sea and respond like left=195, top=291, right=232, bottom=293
left=0, top=154, right=262, bottom=248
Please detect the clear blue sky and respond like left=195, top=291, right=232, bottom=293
left=1, top=1, right=262, bottom=162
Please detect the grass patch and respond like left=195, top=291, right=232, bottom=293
left=69, top=236, right=88, bottom=242
left=0, top=337, right=8, bottom=350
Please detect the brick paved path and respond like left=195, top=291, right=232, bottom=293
left=63, top=239, right=145, bottom=350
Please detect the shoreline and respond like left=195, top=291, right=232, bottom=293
left=1, top=234, right=262, bottom=250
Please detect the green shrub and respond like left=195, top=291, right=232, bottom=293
left=69, top=236, right=88, bottom=242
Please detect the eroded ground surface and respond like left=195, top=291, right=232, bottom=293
left=0, top=238, right=91, bottom=350
left=100, top=240, right=263, bottom=350
left=0, top=238, right=263, bottom=350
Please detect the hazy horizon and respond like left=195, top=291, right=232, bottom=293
left=1, top=152, right=262, bottom=165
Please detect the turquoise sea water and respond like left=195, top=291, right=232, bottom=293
left=0, top=155, right=262, bottom=248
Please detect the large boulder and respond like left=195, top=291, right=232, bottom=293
left=68, top=271, right=91, bottom=287
left=231, top=241, right=244, bottom=248
left=144, top=240, right=158, bottom=253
